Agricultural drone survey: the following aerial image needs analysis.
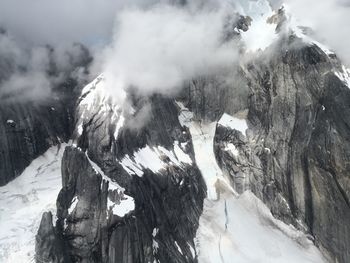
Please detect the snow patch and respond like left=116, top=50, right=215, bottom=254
left=233, top=0, right=277, bottom=52
left=85, top=152, right=135, bottom=217
left=6, top=120, right=14, bottom=124
left=188, top=242, right=196, bottom=258
left=120, top=146, right=164, bottom=177
left=76, top=74, right=125, bottom=141
left=107, top=197, right=135, bottom=218
left=152, top=239, right=159, bottom=254
left=218, top=113, right=248, bottom=136
left=176, top=101, right=194, bottom=127
left=68, top=196, right=78, bottom=214
left=174, top=141, right=192, bottom=164
left=335, top=65, right=350, bottom=88
left=175, top=241, right=183, bottom=254
left=134, top=146, right=166, bottom=173
left=114, top=114, right=125, bottom=139
left=77, top=124, right=83, bottom=135
left=120, top=154, right=144, bottom=177
left=120, top=143, right=192, bottom=177
left=224, top=143, right=239, bottom=156
left=152, top=228, right=159, bottom=237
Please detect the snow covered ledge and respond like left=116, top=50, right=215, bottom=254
left=217, top=112, right=248, bottom=137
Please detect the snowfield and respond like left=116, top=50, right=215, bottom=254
left=0, top=145, right=65, bottom=263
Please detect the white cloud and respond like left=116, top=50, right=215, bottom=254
left=1, top=0, right=348, bottom=102
left=284, top=0, right=350, bottom=65
left=101, top=4, right=239, bottom=100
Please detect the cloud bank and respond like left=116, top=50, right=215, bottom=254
left=0, top=0, right=155, bottom=102
left=0, top=0, right=349, bottom=103
left=0, top=30, right=91, bottom=102
left=283, top=0, right=350, bottom=65
left=101, top=4, right=239, bottom=100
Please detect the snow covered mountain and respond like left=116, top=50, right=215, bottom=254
left=1, top=0, right=350, bottom=263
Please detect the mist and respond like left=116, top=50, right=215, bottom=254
left=284, top=0, right=350, bottom=65
left=0, top=30, right=92, bottom=102
left=0, top=0, right=349, bottom=103
left=0, top=0, right=156, bottom=102
left=100, top=3, right=239, bottom=101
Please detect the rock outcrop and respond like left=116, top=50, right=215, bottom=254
left=35, top=84, right=207, bottom=262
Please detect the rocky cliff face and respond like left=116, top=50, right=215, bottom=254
left=0, top=90, right=73, bottom=186
left=213, top=36, right=350, bottom=262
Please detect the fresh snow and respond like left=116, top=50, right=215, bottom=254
left=152, top=228, right=159, bottom=237
left=77, top=74, right=125, bottom=139
left=174, top=141, right=192, bottom=164
left=0, top=145, right=66, bottom=263
left=224, top=143, right=239, bottom=156
left=120, top=154, right=144, bottom=177
left=120, top=143, right=192, bottom=177
left=335, top=65, right=350, bottom=88
left=152, top=239, right=159, bottom=254
left=85, top=152, right=135, bottom=217
left=133, top=146, right=166, bottom=173
left=68, top=196, right=79, bottom=214
left=107, top=197, right=135, bottom=218
left=236, top=0, right=277, bottom=52
left=175, top=241, right=183, bottom=254
left=218, top=113, right=248, bottom=136
left=177, top=101, right=194, bottom=127
left=188, top=242, right=196, bottom=258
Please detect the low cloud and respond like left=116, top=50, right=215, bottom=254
left=0, top=0, right=143, bottom=102
left=100, top=3, right=239, bottom=102
left=284, top=0, right=350, bottom=65
left=0, top=0, right=348, bottom=103
left=0, top=30, right=91, bottom=103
